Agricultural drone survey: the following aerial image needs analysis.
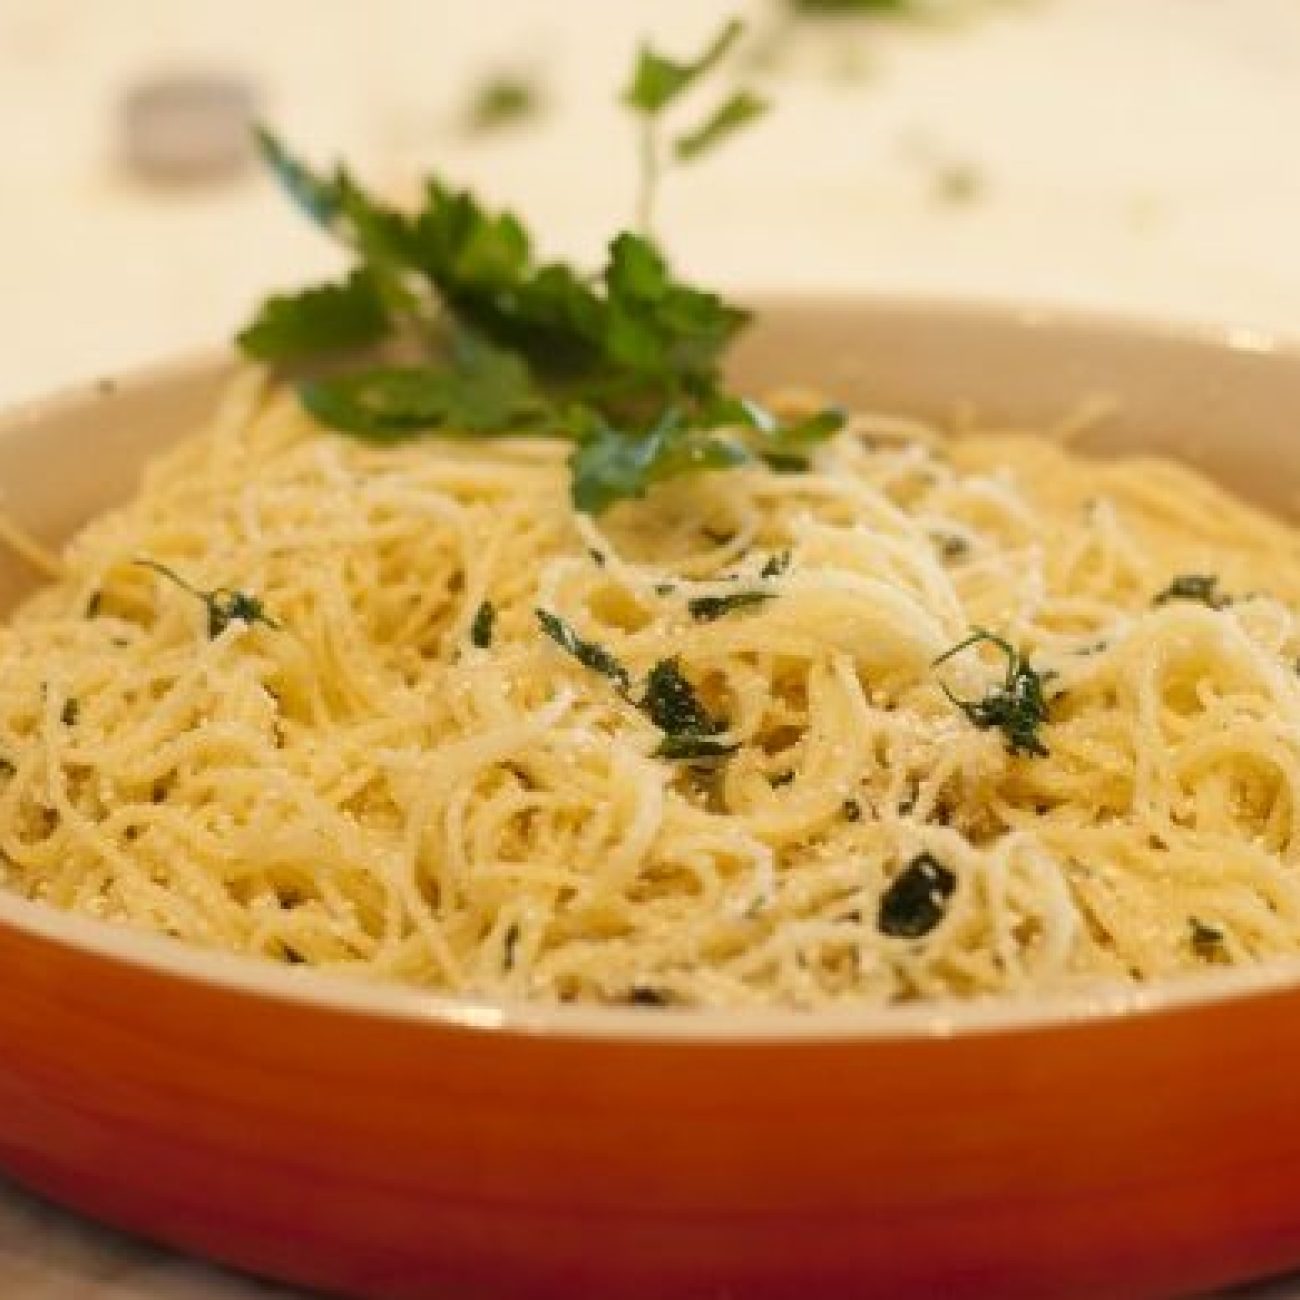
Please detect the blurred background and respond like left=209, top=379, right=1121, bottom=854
left=2, top=0, right=1300, bottom=405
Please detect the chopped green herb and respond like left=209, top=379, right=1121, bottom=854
left=536, top=609, right=631, bottom=690
left=471, top=600, right=496, bottom=649
left=85, top=591, right=103, bottom=618
left=934, top=628, right=1053, bottom=757
left=61, top=698, right=80, bottom=726
left=761, top=550, right=791, bottom=578
left=654, top=582, right=676, bottom=596
left=639, top=658, right=736, bottom=762
left=503, top=922, right=521, bottom=969
left=135, top=559, right=280, bottom=639
left=933, top=531, right=969, bottom=560
left=1153, top=574, right=1228, bottom=610
left=625, top=985, right=672, bottom=1007
left=843, top=797, right=862, bottom=821
left=640, top=657, right=721, bottom=734
left=1190, top=917, right=1225, bottom=961
left=877, top=851, right=956, bottom=938
left=687, top=590, right=774, bottom=621
left=588, top=549, right=606, bottom=567
left=770, top=770, right=795, bottom=787
left=655, top=733, right=739, bottom=762
left=464, top=72, right=544, bottom=135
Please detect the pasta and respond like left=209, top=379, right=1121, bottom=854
left=3, top=368, right=1300, bottom=1009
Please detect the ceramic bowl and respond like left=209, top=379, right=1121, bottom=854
left=3, top=298, right=1300, bottom=1300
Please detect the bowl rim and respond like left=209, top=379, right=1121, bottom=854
left=7, top=292, right=1300, bottom=1045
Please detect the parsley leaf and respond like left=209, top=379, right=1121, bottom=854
left=623, top=19, right=745, bottom=114
left=300, top=339, right=549, bottom=441
left=570, top=408, right=750, bottom=514
left=237, top=268, right=390, bottom=362
left=254, top=124, right=343, bottom=228
left=674, top=90, right=769, bottom=162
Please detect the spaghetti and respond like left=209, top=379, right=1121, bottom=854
left=3, top=369, right=1300, bottom=1008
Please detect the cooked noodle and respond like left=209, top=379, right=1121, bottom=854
left=3, top=368, right=1300, bottom=1007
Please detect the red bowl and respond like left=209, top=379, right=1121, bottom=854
left=4, top=298, right=1300, bottom=1299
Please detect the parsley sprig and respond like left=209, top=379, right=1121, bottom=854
left=934, top=628, right=1053, bottom=757
left=237, top=21, right=844, bottom=515
left=135, top=559, right=279, bottom=639
left=622, top=19, right=768, bottom=234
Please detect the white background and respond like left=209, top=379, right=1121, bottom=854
left=4, top=0, right=1300, bottom=407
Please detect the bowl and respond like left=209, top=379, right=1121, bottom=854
left=3, top=298, right=1300, bottom=1300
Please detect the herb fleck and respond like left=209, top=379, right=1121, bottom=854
left=687, top=590, right=775, bottom=621
left=877, top=852, right=957, bottom=939
left=536, top=610, right=631, bottom=691
left=932, top=531, right=969, bottom=560
left=471, top=600, right=496, bottom=649
left=655, top=734, right=739, bottom=762
left=843, top=798, right=862, bottom=821
left=85, top=591, right=103, bottom=618
left=1190, top=917, right=1226, bottom=961
left=932, top=161, right=984, bottom=206
left=504, top=922, right=521, bottom=970
left=464, top=71, right=544, bottom=135
left=1153, top=574, right=1228, bottom=610
left=934, top=628, right=1053, bottom=757
left=761, top=550, right=791, bottom=579
left=625, top=985, right=672, bottom=1007
left=770, top=770, right=795, bottom=787
left=61, top=699, right=80, bottom=726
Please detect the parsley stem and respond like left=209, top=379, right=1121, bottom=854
left=637, top=118, right=660, bottom=236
